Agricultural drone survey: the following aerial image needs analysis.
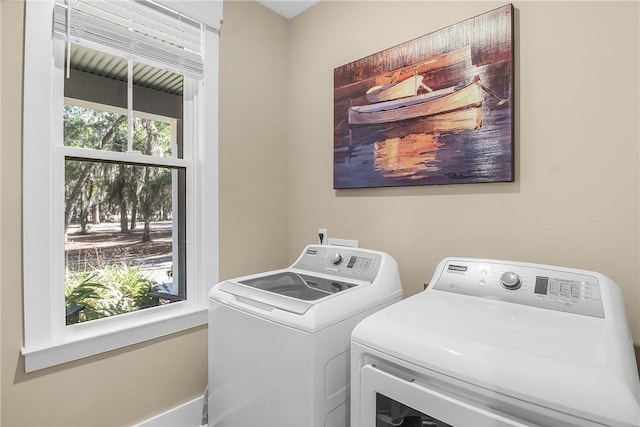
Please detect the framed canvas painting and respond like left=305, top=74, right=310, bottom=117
left=333, top=4, right=514, bottom=189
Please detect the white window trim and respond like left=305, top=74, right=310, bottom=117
left=21, top=0, right=220, bottom=373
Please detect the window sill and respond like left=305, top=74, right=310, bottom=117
left=21, top=303, right=208, bottom=373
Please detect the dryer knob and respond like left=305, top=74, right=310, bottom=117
left=330, top=253, right=343, bottom=265
left=500, top=271, right=522, bottom=290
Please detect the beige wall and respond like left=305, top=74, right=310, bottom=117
left=0, top=0, right=288, bottom=425
left=2, top=0, right=639, bottom=425
left=219, top=0, right=290, bottom=280
left=287, top=0, right=640, bottom=344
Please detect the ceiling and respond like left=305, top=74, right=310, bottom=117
left=256, top=0, right=320, bottom=19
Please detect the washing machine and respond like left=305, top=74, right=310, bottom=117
left=351, top=257, right=640, bottom=426
left=208, top=244, right=403, bottom=427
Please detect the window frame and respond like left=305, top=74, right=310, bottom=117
left=21, top=0, right=219, bottom=373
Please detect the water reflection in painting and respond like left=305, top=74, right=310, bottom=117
left=374, top=133, right=442, bottom=179
left=333, top=5, right=514, bottom=189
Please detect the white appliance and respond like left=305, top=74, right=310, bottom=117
left=208, top=245, right=403, bottom=427
left=351, top=257, right=640, bottom=426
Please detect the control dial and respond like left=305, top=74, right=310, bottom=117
left=330, top=253, right=343, bottom=265
left=500, top=271, right=522, bottom=290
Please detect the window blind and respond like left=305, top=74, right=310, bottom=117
left=53, top=0, right=204, bottom=79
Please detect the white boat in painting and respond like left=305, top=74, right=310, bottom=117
left=349, top=77, right=483, bottom=126
left=365, top=75, right=426, bottom=103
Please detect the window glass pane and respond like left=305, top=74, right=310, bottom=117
left=133, top=61, right=183, bottom=159
left=133, top=117, right=175, bottom=157
left=64, top=44, right=184, bottom=158
left=64, top=105, right=128, bottom=151
left=133, top=62, right=184, bottom=97
left=64, top=159, right=186, bottom=324
left=62, top=45, right=187, bottom=325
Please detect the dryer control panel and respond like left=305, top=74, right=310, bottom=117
left=432, top=259, right=605, bottom=318
left=292, top=246, right=382, bottom=283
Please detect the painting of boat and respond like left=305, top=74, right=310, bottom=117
left=333, top=4, right=514, bottom=189
left=349, top=77, right=482, bottom=126
left=365, top=74, right=426, bottom=103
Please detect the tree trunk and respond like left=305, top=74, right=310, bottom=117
left=142, top=217, right=151, bottom=243
left=79, top=198, right=89, bottom=234
left=130, top=202, right=138, bottom=230
left=141, top=120, right=155, bottom=243
left=65, top=163, right=94, bottom=232
left=119, top=202, right=128, bottom=233
left=142, top=166, right=152, bottom=242
left=117, top=164, right=128, bottom=233
left=92, top=204, right=100, bottom=224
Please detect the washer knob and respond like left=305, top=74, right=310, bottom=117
left=330, top=253, right=343, bottom=265
left=500, top=271, right=522, bottom=290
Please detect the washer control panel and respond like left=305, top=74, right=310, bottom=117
left=292, top=246, right=382, bottom=283
left=432, top=259, right=605, bottom=318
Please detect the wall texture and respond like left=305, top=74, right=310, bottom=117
left=287, top=0, right=640, bottom=344
left=0, top=0, right=288, bottom=425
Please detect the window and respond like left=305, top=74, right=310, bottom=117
left=22, top=0, right=221, bottom=372
left=63, top=45, right=187, bottom=324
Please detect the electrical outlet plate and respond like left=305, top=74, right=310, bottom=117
left=328, top=238, right=358, bottom=248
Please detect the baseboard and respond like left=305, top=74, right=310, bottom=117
left=134, top=395, right=205, bottom=427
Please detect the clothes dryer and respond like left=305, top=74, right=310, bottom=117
left=208, top=245, right=402, bottom=427
left=351, top=257, right=640, bottom=426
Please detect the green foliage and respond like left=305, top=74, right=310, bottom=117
left=133, top=118, right=173, bottom=157
left=65, top=264, right=160, bottom=323
left=63, top=105, right=127, bottom=151
left=65, top=273, right=111, bottom=321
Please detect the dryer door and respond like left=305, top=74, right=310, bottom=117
left=358, top=364, right=529, bottom=427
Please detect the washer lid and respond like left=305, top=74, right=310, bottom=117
left=217, top=280, right=313, bottom=315
left=218, top=272, right=356, bottom=315
left=239, top=272, right=351, bottom=300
